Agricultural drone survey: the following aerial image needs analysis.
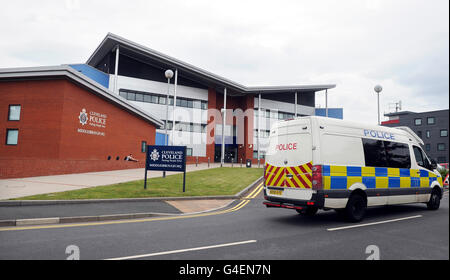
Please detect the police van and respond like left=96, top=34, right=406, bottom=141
left=263, top=116, right=444, bottom=222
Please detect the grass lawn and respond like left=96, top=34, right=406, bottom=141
left=15, top=168, right=263, bottom=200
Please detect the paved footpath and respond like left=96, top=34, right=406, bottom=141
left=0, top=163, right=257, bottom=200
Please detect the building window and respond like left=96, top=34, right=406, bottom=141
left=437, top=156, right=447, bottom=163
left=8, top=105, right=21, bottom=121
left=441, top=129, right=448, bottom=137
left=151, top=95, right=158, bottom=104
left=427, top=117, right=435, bottom=125
left=141, top=141, right=147, bottom=153
left=135, top=93, right=144, bottom=102
left=414, top=118, right=422, bottom=126
left=119, top=92, right=127, bottom=99
left=417, top=131, right=422, bottom=138
left=193, top=100, right=202, bottom=109
left=426, top=130, right=431, bottom=138
left=186, top=148, right=193, bottom=156
left=159, top=97, right=166, bottom=105
left=6, top=129, right=19, bottom=145
left=437, top=143, right=446, bottom=151
left=201, top=101, right=208, bottom=110
left=425, top=143, right=431, bottom=152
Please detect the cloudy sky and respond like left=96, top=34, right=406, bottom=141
left=0, top=0, right=448, bottom=124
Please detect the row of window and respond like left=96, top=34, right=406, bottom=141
left=119, top=89, right=208, bottom=110
left=254, top=109, right=295, bottom=120
left=424, top=143, right=447, bottom=152
left=417, top=129, right=448, bottom=138
left=253, top=129, right=271, bottom=138
left=253, top=150, right=266, bottom=160
left=161, top=121, right=208, bottom=133
left=414, top=117, right=436, bottom=126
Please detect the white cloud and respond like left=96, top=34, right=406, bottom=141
left=0, top=0, right=448, bottom=124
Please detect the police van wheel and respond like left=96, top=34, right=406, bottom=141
left=296, top=207, right=318, bottom=216
left=427, top=190, right=441, bottom=210
left=345, top=194, right=367, bottom=222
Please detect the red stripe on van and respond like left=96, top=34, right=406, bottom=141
left=267, top=166, right=280, bottom=186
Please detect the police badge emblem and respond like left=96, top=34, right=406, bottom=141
left=79, top=109, right=88, bottom=126
left=150, top=149, right=160, bottom=161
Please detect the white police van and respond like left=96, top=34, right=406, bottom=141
left=263, top=116, right=444, bottom=222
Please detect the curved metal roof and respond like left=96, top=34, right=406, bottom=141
left=87, top=33, right=336, bottom=96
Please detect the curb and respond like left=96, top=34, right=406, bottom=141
left=0, top=177, right=264, bottom=227
left=0, top=212, right=175, bottom=228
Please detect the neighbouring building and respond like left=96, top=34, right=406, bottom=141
left=382, top=109, right=449, bottom=164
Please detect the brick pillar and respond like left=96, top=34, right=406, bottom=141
left=206, top=88, right=217, bottom=162
left=241, top=95, right=254, bottom=163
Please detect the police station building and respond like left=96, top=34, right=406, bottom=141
left=0, top=33, right=336, bottom=178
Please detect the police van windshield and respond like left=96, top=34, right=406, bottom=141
left=413, top=145, right=432, bottom=170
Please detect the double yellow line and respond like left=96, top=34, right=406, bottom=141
left=0, top=183, right=264, bottom=232
left=221, top=183, right=264, bottom=213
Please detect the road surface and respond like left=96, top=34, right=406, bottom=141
left=0, top=185, right=448, bottom=260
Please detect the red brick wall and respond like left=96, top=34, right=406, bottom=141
left=205, top=89, right=255, bottom=164
left=206, top=88, right=217, bottom=161
left=0, top=79, right=156, bottom=178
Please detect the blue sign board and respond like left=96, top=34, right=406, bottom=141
left=146, top=145, right=186, bottom=172
left=144, top=145, right=187, bottom=191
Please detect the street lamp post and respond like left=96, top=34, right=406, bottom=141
left=163, top=69, right=174, bottom=178
left=374, top=85, right=383, bottom=125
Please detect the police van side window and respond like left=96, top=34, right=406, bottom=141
left=362, top=139, right=388, bottom=167
left=363, top=139, right=411, bottom=168
left=385, top=141, right=411, bottom=169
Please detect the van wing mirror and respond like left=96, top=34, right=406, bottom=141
left=430, top=158, right=437, bottom=170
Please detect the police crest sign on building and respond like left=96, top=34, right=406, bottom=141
left=77, top=108, right=108, bottom=137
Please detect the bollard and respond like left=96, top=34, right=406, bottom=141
left=240, top=158, right=243, bottom=168
left=208, top=157, right=210, bottom=168
left=196, top=156, right=198, bottom=167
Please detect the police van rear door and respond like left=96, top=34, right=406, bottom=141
left=265, top=118, right=313, bottom=191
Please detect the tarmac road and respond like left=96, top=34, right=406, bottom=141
left=0, top=186, right=448, bottom=260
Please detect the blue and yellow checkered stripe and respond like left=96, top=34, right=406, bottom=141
left=322, top=165, right=441, bottom=190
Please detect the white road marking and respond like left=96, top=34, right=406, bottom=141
left=104, top=240, right=257, bottom=260
left=327, top=215, right=423, bottom=231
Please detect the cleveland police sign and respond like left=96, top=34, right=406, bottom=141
left=144, top=145, right=187, bottom=191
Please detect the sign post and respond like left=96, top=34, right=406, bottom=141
left=144, top=145, right=187, bottom=192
